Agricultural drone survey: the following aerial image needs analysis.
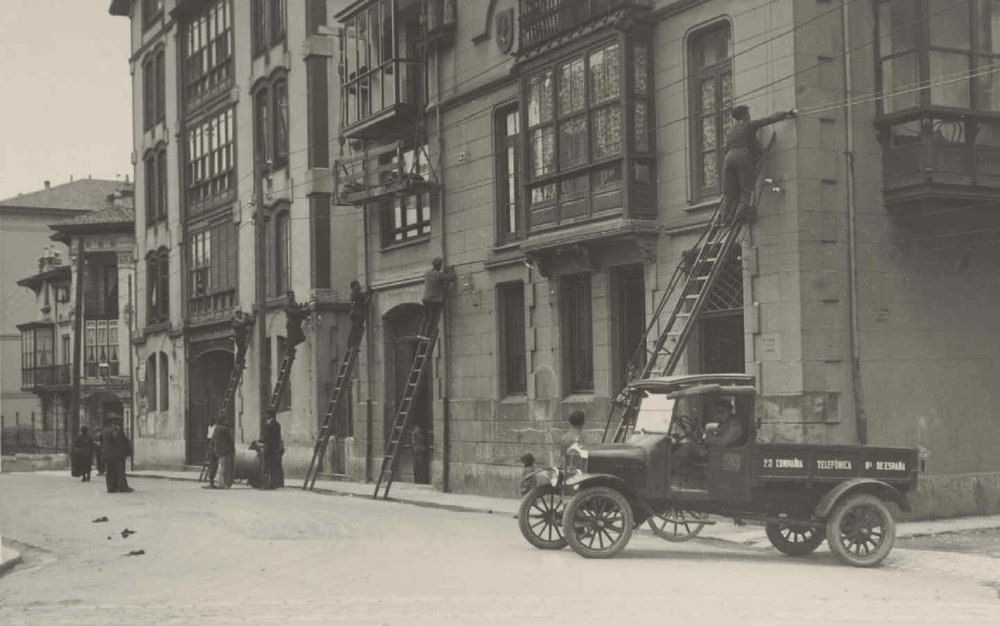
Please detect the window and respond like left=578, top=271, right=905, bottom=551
left=159, top=352, right=169, bottom=410
left=146, top=248, right=169, bottom=325
left=253, top=74, right=290, bottom=170
left=252, top=0, right=286, bottom=55
left=876, top=0, right=1000, bottom=113
left=143, top=0, right=164, bottom=27
left=525, top=39, right=637, bottom=226
left=689, top=23, right=733, bottom=198
left=561, top=273, right=593, bottom=393
left=84, top=320, right=119, bottom=378
left=145, top=146, right=168, bottom=225
left=146, top=353, right=157, bottom=411
left=186, top=107, right=235, bottom=209
left=496, top=104, right=522, bottom=244
left=273, top=209, right=290, bottom=296
left=182, top=0, right=233, bottom=106
left=498, top=282, right=527, bottom=395
left=187, top=220, right=237, bottom=316
left=382, top=191, right=431, bottom=245
left=143, top=49, right=166, bottom=129
left=339, top=0, right=424, bottom=129
left=307, top=56, right=330, bottom=168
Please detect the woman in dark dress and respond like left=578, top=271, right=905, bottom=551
left=71, top=426, right=95, bottom=482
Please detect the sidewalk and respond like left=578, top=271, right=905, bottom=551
left=0, top=544, right=23, bottom=577
left=128, top=468, right=1000, bottom=547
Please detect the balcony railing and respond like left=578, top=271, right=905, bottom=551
left=21, top=365, right=72, bottom=390
left=519, top=0, right=653, bottom=53
left=334, top=142, right=436, bottom=205
left=878, top=113, right=1000, bottom=209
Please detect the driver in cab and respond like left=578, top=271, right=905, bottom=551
left=672, top=399, right=743, bottom=473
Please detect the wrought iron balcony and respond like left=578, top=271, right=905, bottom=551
left=519, top=0, right=653, bottom=54
left=334, top=142, right=436, bottom=205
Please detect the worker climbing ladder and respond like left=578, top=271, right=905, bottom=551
left=373, top=314, right=441, bottom=500
left=303, top=295, right=373, bottom=490
left=603, top=134, right=777, bottom=443
left=198, top=328, right=254, bottom=482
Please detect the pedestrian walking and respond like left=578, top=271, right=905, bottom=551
left=71, top=425, right=96, bottom=482
left=211, top=420, right=236, bottom=489
left=203, top=418, right=219, bottom=489
left=261, top=411, right=284, bottom=489
left=411, top=424, right=429, bottom=484
left=101, top=415, right=133, bottom=493
left=417, top=258, right=455, bottom=340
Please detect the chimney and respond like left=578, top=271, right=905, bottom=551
left=44, top=180, right=50, bottom=189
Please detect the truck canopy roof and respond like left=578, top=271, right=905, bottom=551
left=630, top=373, right=756, bottom=396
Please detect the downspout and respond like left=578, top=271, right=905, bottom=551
left=842, top=0, right=867, bottom=444
left=128, top=274, right=136, bottom=470
left=435, top=28, right=451, bottom=493
left=364, top=201, right=374, bottom=483
left=70, top=238, right=85, bottom=443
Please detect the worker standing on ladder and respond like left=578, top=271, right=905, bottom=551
left=284, top=291, right=310, bottom=352
left=721, top=104, right=796, bottom=223
left=347, top=280, right=374, bottom=348
left=231, top=309, right=255, bottom=365
left=417, top=258, right=455, bottom=340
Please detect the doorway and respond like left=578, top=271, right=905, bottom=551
left=186, top=350, right=234, bottom=464
left=384, top=304, right=432, bottom=484
left=698, top=249, right=745, bottom=374
left=611, top=265, right=647, bottom=389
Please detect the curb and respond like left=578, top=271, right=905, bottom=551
left=0, top=547, right=23, bottom=577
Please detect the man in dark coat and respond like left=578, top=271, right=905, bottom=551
left=411, top=424, right=429, bottom=484
left=418, top=258, right=455, bottom=339
left=347, top=281, right=374, bottom=349
left=231, top=310, right=255, bottom=365
left=284, top=291, right=310, bottom=352
left=261, top=411, right=284, bottom=489
left=721, top=104, right=796, bottom=221
left=101, top=416, right=133, bottom=493
left=71, top=425, right=96, bottom=482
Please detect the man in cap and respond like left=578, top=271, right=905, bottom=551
left=672, top=398, right=743, bottom=474
left=721, top=104, right=796, bottom=221
left=417, top=257, right=455, bottom=340
left=284, top=291, right=310, bottom=353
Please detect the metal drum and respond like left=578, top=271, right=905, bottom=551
left=233, top=447, right=262, bottom=487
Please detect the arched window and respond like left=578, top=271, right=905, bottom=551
left=146, top=353, right=158, bottom=411
left=147, top=248, right=170, bottom=326
left=273, top=208, right=290, bottom=296
left=689, top=22, right=733, bottom=199
left=252, top=71, right=290, bottom=170
left=158, top=352, right=169, bottom=410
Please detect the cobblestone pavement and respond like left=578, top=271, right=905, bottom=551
left=898, top=528, right=1000, bottom=558
left=2, top=473, right=999, bottom=625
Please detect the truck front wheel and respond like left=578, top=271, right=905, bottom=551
left=563, top=486, right=634, bottom=559
left=825, top=493, right=896, bottom=567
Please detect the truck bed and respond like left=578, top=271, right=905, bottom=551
left=750, top=442, right=918, bottom=488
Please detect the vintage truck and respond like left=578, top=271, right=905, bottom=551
left=517, top=374, right=919, bottom=567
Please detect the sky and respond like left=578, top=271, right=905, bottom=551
left=0, top=1, right=133, bottom=200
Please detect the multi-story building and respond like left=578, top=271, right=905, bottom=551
left=1, top=179, right=125, bottom=430
left=109, top=0, right=356, bottom=469
left=326, top=0, right=1000, bottom=517
left=14, top=185, right=135, bottom=449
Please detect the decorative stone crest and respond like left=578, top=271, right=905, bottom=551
left=496, top=8, right=514, bottom=54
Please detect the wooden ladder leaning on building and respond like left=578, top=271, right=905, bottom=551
left=302, top=292, right=373, bottom=491
left=603, top=133, right=778, bottom=444
left=372, top=311, right=442, bottom=500
left=198, top=327, right=255, bottom=482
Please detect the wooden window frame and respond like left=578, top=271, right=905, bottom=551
left=252, top=0, right=287, bottom=57
left=561, top=273, right=594, bottom=394
left=181, top=0, right=234, bottom=107
left=185, top=106, right=235, bottom=209
left=495, top=102, right=522, bottom=245
left=381, top=190, right=431, bottom=247
left=252, top=71, right=290, bottom=172
left=497, top=282, right=527, bottom=396
left=688, top=21, right=733, bottom=200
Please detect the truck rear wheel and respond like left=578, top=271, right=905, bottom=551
left=518, top=485, right=567, bottom=550
left=563, top=486, right=634, bottom=559
left=825, top=493, right=896, bottom=567
left=765, top=522, right=825, bottom=556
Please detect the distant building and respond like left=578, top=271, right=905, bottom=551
left=13, top=184, right=135, bottom=449
left=1, top=179, right=128, bottom=430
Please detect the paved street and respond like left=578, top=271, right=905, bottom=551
left=2, top=473, right=999, bottom=625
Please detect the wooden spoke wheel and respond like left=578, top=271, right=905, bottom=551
left=765, top=522, right=825, bottom=556
left=648, top=506, right=709, bottom=542
left=563, top=486, right=634, bottom=559
left=825, top=493, right=896, bottom=567
left=518, top=484, right=568, bottom=550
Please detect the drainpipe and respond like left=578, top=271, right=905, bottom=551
left=128, top=274, right=136, bottom=470
left=363, top=200, right=374, bottom=483
left=70, top=238, right=85, bottom=443
left=842, top=0, right=867, bottom=444
left=435, top=31, right=451, bottom=493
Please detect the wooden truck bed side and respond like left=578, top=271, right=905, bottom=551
left=749, top=443, right=918, bottom=489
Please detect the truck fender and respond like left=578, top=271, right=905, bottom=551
left=564, top=472, right=641, bottom=504
left=814, top=478, right=911, bottom=519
